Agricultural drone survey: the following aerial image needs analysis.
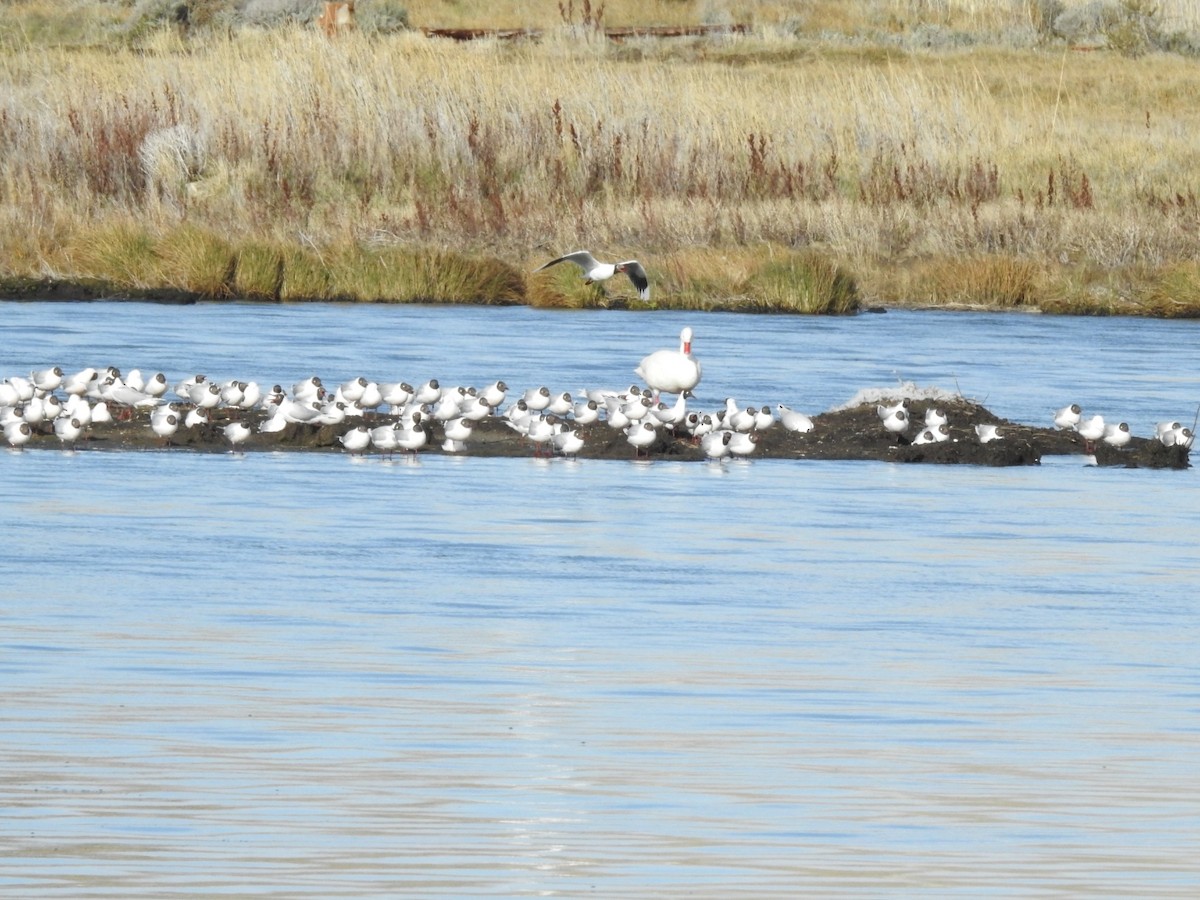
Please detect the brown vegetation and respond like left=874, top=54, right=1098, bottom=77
left=2, top=2, right=1200, bottom=312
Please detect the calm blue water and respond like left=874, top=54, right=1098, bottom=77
left=2, top=303, right=1199, bottom=897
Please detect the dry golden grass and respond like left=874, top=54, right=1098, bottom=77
left=66, top=222, right=161, bottom=290
left=401, top=0, right=1200, bottom=33
left=880, top=255, right=1044, bottom=308
left=2, top=2, right=1200, bottom=312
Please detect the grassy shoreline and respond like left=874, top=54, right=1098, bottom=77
left=3, top=3, right=1200, bottom=315
left=3, top=222, right=1197, bottom=317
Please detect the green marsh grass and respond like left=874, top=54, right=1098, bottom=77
left=233, top=242, right=287, bottom=301
left=67, top=223, right=162, bottom=291
left=1142, top=262, right=1200, bottom=317
left=740, top=252, right=860, bottom=314
left=158, top=226, right=237, bottom=298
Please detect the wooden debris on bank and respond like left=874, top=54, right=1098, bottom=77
left=420, top=24, right=751, bottom=42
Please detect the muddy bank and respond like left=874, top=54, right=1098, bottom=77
left=15, top=397, right=1190, bottom=468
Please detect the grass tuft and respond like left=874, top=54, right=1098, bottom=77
left=527, top=267, right=601, bottom=309
left=901, top=256, right=1043, bottom=309
left=68, top=222, right=160, bottom=290
left=1140, top=262, right=1200, bottom=317
left=740, top=250, right=860, bottom=314
left=325, top=245, right=526, bottom=304
left=418, top=250, right=526, bottom=305
left=157, top=225, right=236, bottom=297
left=234, top=241, right=286, bottom=301
left=279, top=245, right=333, bottom=302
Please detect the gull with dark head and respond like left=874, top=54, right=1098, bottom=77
left=625, top=421, right=659, bottom=457
left=728, top=431, right=759, bottom=457
left=701, top=430, right=732, bottom=460
left=1102, top=422, right=1131, bottom=447
left=1158, top=423, right=1194, bottom=448
left=1155, top=421, right=1182, bottom=441
left=223, top=421, right=252, bottom=451
left=54, top=416, right=84, bottom=449
left=4, top=420, right=32, bottom=449
left=975, top=423, right=1003, bottom=443
left=912, top=428, right=938, bottom=445
left=878, top=405, right=909, bottom=436
left=150, top=413, right=179, bottom=446
left=339, top=425, right=371, bottom=455
left=1054, top=403, right=1082, bottom=430
left=31, top=366, right=64, bottom=393
left=572, top=397, right=600, bottom=425
left=535, top=250, right=650, bottom=301
left=553, top=427, right=584, bottom=458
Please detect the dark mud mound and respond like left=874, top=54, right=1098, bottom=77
left=16, top=396, right=1189, bottom=469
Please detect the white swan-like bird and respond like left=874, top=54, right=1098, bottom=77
left=636, top=327, right=702, bottom=398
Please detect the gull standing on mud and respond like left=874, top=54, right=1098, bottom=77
left=1054, top=403, right=1082, bottom=430
left=777, top=405, right=815, bottom=433
left=150, top=413, right=179, bottom=445
left=625, top=421, right=659, bottom=457
left=534, top=251, right=651, bottom=301
left=701, top=430, right=733, bottom=460
left=878, top=404, right=909, bottom=436
left=1103, top=422, right=1131, bottom=447
left=53, top=416, right=84, bottom=449
left=1075, top=414, right=1105, bottom=443
left=974, top=423, right=1003, bottom=443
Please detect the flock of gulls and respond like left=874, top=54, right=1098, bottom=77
left=1050, top=402, right=1193, bottom=451
left=872, top=397, right=1193, bottom=451
left=2, top=326, right=759, bottom=459
left=1, top=316, right=1194, bottom=462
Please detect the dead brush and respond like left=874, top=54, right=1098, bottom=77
left=5, top=21, right=1200, bottom=312
left=859, top=145, right=1001, bottom=208
left=558, top=0, right=607, bottom=37
left=1025, top=158, right=1095, bottom=211
left=65, top=98, right=160, bottom=200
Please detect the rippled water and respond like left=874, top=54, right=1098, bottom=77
left=2, top=303, right=1199, bottom=897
